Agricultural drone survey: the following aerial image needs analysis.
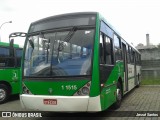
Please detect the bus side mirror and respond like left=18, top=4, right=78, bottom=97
left=9, top=32, right=27, bottom=38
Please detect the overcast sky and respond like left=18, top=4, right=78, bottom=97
left=0, top=0, right=160, bottom=47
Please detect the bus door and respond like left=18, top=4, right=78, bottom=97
left=99, top=33, right=115, bottom=108
left=122, top=43, right=128, bottom=92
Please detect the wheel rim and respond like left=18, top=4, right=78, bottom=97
left=117, top=88, right=122, bottom=102
left=0, top=89, right=6, bottom=101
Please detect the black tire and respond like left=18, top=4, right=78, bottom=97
left=0, top=84, right=9, bottom=104
left=113, top=82, right=122, bottom=109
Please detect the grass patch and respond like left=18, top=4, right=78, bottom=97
left=141, top=78, right=160, bottom=85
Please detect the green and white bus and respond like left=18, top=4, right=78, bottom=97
left=20, top=12, right=141, bottom=112
left=0, top=32, right=26, bottom=104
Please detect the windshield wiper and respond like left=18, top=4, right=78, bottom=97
left=57, top=26, right=77, bottom=50
left=57, top=26, right=77, bottom=62
left=50, top=27, right=77, bottom=76
left=63, top=26, right=77, bottom=42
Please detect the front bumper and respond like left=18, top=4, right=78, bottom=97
left=20, top=94, right=89, bottom=112
left=20, top=94, right=101, bottom=112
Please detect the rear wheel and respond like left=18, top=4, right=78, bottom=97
left=113, top=82, right=122, bottom=109
left=0, top=84, right=9, bottom=104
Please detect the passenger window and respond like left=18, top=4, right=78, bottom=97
left=130, top=49, right=134, bottom=63
left=114, top=34, right=120, bottom=48
left=100, top=33, right=104, bottom=64
left=99, top=32, right=113, bottom=65
left=104, top=36, right=113, bottom=64
left=115, top=48, right=122, bottom=61
left=0, top=47, right=15, bottom=67
left=114, top=34, right=122, bottom=61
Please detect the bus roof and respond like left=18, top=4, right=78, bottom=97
left=31, top=12, right=98, bottom=25
left=0, top=41, right=19, bottom=48
left=29, top=12, right=98, bottom=33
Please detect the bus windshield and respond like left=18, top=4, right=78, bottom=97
left=24, top=28, right=94, bottom=77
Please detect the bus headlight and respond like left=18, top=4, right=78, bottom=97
left=82, top=87, right=89, bottom=95
left=74, top=81, right=91, bottom=96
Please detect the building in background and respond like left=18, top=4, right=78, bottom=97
left=136, top=34, right=156, bottom=50
left=136, top=34, right=160, bottom=80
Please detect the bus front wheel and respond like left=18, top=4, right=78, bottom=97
left=113, top=82, right=122, bottom=109
left=0, top=84, right=9, bottom=104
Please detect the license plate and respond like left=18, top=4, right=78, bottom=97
left=43, top=99, right=57, bottom=105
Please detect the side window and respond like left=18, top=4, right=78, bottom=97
left=135, top=52, right=140, bottom=65
left=126, top=45, right=130, bottom=63
left=114, top=35, right=120, bottom=48
left=0, top=47, right=9, bottom=56
left=0, top=47, right=14, bottom=67
left=99, top=32, right=113, bottom=65
left=132, top=50, right=135, bottom=64
left=127, top=54, right=130, bottom=63
left=104, top=36, right=113, bottom=64
left=16, top=48, right=23, bottom=57
left=128, top=46, right=131, bottom=63
left=114, top=34, right=122, bottom=61
left=135, top=52, right=137, bottom=64
left=130, top=48, right=134, bottom=63
left=136, top=54, right=141, bottom=65
left=100, top=33, right=104, bottom=64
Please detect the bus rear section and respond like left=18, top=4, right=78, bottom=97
left=20, top=13, right=102, bottom=112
